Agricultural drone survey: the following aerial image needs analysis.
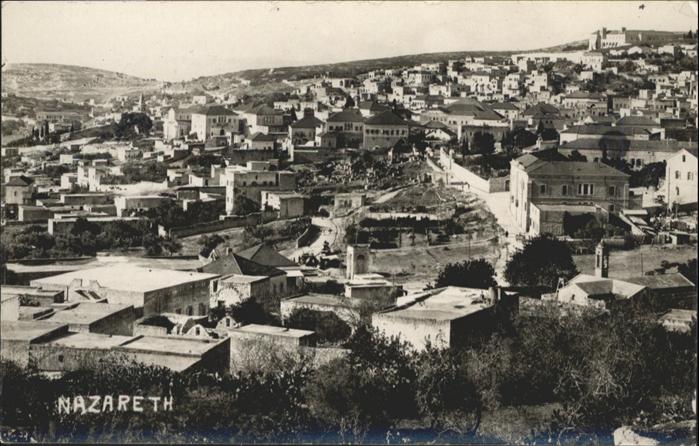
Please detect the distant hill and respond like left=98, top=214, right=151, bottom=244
left=180, top=41, right=597, bottom=94
left=1, top=63, right=161, bottom=103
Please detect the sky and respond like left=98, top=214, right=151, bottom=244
left=2, top=1, right=697, bottom=82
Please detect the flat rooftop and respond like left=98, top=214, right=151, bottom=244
left=116, top=335, right=223, bottom=356
left=18, top=306, right=55, bottom=320
left=46, top=303, right=132, bottom=325
left=31, top=266, right=219, bottom=293
left=48, top=331, right=133, bottom=350
left=532, top=203, right=600, bottom=212
left=231, top=324, right=314, bottom=338
left=284, top=293, right=356, bottom=308
left=378, top=286, right=494, bottom=322
left=1, top=285, right=64, bottom=298
left=221, top=274, right=267, bottom=284
left=1, top=320, right=69, bottom=342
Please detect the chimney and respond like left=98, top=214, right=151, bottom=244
left=621, top=27, right=626, bottom=32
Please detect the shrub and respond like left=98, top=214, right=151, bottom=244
left=285, top=308, right=352, bottom=345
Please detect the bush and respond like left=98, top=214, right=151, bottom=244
left=505, top=235, right=578, bottom=289
left=435, top=258, right=496, bottom=289
left=285, top=308, right=352, bottom=345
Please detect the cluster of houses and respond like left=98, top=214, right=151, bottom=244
left=1, top=27, right=697, bottom=375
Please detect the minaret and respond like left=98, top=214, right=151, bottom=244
left=138, top=93, right=144, bottom=112
left=594, top=241, right=609, bottom=278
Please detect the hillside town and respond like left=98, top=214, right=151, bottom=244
left=1, top=11, right=698, bottom=445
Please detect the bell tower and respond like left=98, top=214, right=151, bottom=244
left=594, top=241, right=609, bottom=278
left=346, top=244, right=371, bottom=279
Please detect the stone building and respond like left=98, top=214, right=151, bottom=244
left=30, top=266, right=219, bottom=318
left=665, top=149, right=698, bottom=211
left=509, top=154, right=629, bottom=234
left=372, top=286, right=518, bottom=351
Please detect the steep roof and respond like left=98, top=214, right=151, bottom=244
left=626, top=273, right=695, bottom=290
left=561, top=125, right=654, bottom=137
left=190, top=105, right=236, bottom=116
left=200, top=253, right=285, bottom=277
left=364, top=110, right=411, bottom=126
left=491, top=102, right=520, bottom=110
left=327, top=109, right=365, bottom=123
left=5, top=175, right=34, bottom=186
left=236, top=243, right=297, bottom=268
left=253, top=104, right=283, bottom=115
left=615, top=116, right=660, bottom=127
left=290, top=115, right=325, bottom=128
left=250, top=132, right=278, bottom=141
left=473, top=109, right=505, bottom=121
left=525, top=160, right=629, bottom=178
left=561, top=138, right=697, bottom=153
left=423, top=120, right=450, bottom=129
left=443, top=98, right=488, bottom=115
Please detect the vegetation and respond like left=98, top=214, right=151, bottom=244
left=198, top=234, right=225, bottom=258
left=470, top=131, right=495, bottom=155
left=285, top=308, right=352, bottom=345
left=114, top=112, right=153, bottom=139
left=142, top=200, right=225, bottom=230
left=2, top=310, right=694, bottom=443
left=434, top=259, right=497, bottom=289
left=504, top=235, right=578, bottom=289
left=0, top=219, right=172, bottom=260
left=562, top=213, right=629, bottom=240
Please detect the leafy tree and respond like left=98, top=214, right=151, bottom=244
left=435, top=258, right=496, bottom=289
left=678, top=258, right=697, bottom=285
left=505, top=235, right=578, bottom=289
left=230, top=298, right=270, bottom=325
left=285, top=308, right=352, bottom=344
left=198, top=234, right=225, bottom=257
left=121, top=160, right=167, bottom=183
left=569, top=150, right=587, bottom=162
left=160, top=236, right=182, bottom=256
left=501, top=128, right=537, bottom=152
left=471, top=131, right=495, bottom=155
left=114, top=112, right=153, bottom=139
left=343, top=95, right=355, bottom=109
left=234, top=195, right=259, bottom=216
left=413, top=346, right=482, bottom=433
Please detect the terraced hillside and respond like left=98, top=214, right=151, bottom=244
left=1, top=63, right=161, bottom=102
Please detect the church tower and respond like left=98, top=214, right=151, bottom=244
left=346, top=244, right=371, bottom=279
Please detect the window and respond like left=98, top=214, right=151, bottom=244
left=608, top=186, right=616, bottom=196
left=539, top=184, right=547, bottom=194
left=562, top=185, right=568, bottom=196
left=577, top=183, right=594, bottom=195
left=682, top=155, right=686, bottom=162
left=187, top=306, right=193, bottom=316
left=688, top=172, right=694, bottom=181
left=676, top=170, right=681, bottom=179
left=609, top=204, right=615, bottom=212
